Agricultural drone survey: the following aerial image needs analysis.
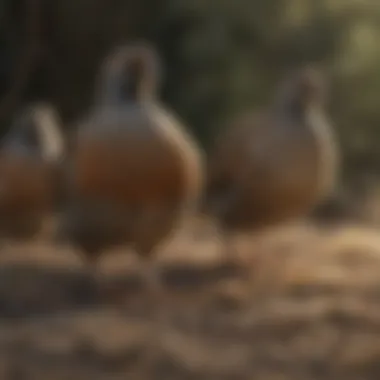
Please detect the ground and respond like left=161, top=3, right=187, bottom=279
left=0, top=218, right=380, bottom=379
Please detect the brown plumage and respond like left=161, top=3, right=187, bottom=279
left=0, top=103, right=65, bottom=240
left=203, top=66, right=338, bottom=259
left=58, top=42, right=203, bottom=300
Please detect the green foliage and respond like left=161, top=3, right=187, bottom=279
left=153, top=0, right=348, bottom=148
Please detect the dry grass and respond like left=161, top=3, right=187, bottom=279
left=0, top=218, right=380, bottom=379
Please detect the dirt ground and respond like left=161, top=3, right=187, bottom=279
left=0, top=218, right=380, bottom=379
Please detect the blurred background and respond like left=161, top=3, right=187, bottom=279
left=1, top=0, right=380, bottom=379
left=3, top=0, right=380, bottom=186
